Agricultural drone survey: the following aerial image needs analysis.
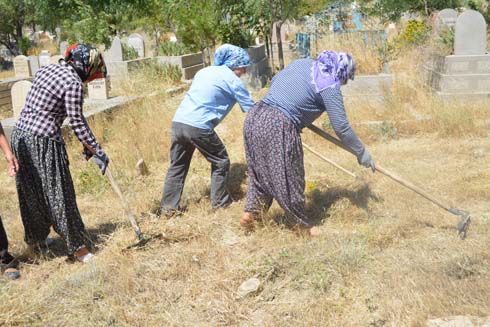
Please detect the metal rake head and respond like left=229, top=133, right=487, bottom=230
left=449, top=208, right=471, bottom=240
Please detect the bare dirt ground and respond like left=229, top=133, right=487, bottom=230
left=0, top=83, right=489, bottom=326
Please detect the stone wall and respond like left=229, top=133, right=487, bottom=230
left=242, top=44, right=271, bottom=90
left=156, top=52, right=204, bottom=80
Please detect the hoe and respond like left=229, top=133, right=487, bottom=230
left=307, top=124, right=471, bottom=239
left=83, top=144, right=163, bottom=249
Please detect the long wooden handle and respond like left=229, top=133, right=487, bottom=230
left=307, top=125, right=452, bottom=212
left=105, top=168, right=143, bottom=239
left=83, top=143, right=143, bottom=239
left=302, top=142, right=358, bottom=179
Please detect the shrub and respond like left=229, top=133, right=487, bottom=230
left=122, top=43, right=139, bottom=60
left=18, top=37, right=31, bottom=55
left=157, top=42, right=192, bottom=56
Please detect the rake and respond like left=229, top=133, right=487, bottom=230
left=307, top=124, right=471, bottom=239
left=83, top=144, right=163, bottom=249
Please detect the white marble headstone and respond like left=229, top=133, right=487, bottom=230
left=28, top=56, right=40, bottom=76
left=128, top=33, right=145, bottom=58
left=436, top=9, right=458, bottom=34
left=88, top=78, right=109, bottom=100
left=11, top=80, right=32, bottom=118
left=39, top=50, right=51, bottom=67
left=13, top=55, right=31, bottom=78
left=104, top=36, right=123, bottom=62
left=454, top=10, right=487, bottom=55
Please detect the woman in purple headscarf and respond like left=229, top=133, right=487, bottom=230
left=240, top=50, right=375, bottom=236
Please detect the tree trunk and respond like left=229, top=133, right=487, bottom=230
left=275, top=21, right=284, bottom=69
left=269, top=24, right=275, bottom=74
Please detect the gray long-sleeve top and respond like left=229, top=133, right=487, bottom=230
left=261, top=58, right=365, bottom=157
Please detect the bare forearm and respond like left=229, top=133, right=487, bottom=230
left=0, top=124, right=13, bottom=157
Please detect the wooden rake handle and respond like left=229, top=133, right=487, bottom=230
left=307, top=124, right=452, bottom=212
left=83, top=143, right=143, bottom=240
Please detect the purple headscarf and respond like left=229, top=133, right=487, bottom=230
left=312, top=51, right=355, bottom=92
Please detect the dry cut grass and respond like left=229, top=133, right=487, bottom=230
left=0, top=51, right=489, bottom=326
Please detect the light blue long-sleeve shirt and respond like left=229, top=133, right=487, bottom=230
left=172, top=65, right=255, bottom=130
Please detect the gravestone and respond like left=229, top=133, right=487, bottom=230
left=13, top=56, right=31, bottom=78
left=11, top=80, right=32, bottom=118
left=60, top=41, right=69, bottom=56
left=435, top=9, right=458, bottom=35
left=87, top=78, right=109, bottom=100
left=104, top=36, right=123, bottom=62
left=49, top=55, right=64, bottom=65
left=39, top=50, right=51, bottom=67
left=28, top=56, right=40, bottom=76
left=128, top=34, right=145, bottom=58
left=454, top=10, right=487, bottom=55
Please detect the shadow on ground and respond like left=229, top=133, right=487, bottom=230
left=268, top=183, right=380, bottom=228
left=16, top=222, right=120, bottom=263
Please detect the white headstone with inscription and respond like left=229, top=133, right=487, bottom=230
left=13, top=55, right=31, bottom=78
left=454, top=10, right=487, bottom=55
left=128, top=33, right=145, bottom=58
left=11, top=80, right=32, bottom=118
left=39, top=50, right=51, bottom=67
left=436, top=9, right=458, bottom=34
left=88, top=78, right=109, bottom=100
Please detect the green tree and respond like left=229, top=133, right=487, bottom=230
left=358, top=0, right=464, bottom=22
left=0, top=0, right=35, bottom=55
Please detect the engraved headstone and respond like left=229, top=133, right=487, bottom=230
left=13, top=55, right=31, bottom=78
left=11, top=80, right=32, bottom=118
left=60, top=41, right=69, bottom=56
left=104, top=36, right=123, bottom=62
left=39, top=50, right=51, bottom=67
left=435, top=9, right=458, bottom=34
left=87, top=78, right=109, bottom=100
left=128, top=33, right=145, bottom=58
left=28, top=55, right=40, bottom=76
left=454, top=10, right=487, bottom=55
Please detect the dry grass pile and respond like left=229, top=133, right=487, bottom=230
left=0, top=47, right=489, bottom=326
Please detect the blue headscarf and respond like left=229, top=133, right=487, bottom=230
left=214, top=44, right=252, bottom=69
left=312, top=51, right=355, bottom=92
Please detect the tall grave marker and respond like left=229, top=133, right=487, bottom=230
left=13, top=55, right=31, bottom=78
left=454, top=9, right=487, bottom=55
left=39, top=50, right=51, bottom=67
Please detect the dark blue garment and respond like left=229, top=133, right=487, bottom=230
left=261, top=59, right=365, bottom=156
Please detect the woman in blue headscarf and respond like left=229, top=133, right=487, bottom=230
left=158, top=44, right=255, bottom=216
left=240, top=50, right=375, bottom=236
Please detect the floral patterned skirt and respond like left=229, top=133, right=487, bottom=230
left=243, top=101, right=310, bottom=227
left=11, top=129, right=89, bottom=254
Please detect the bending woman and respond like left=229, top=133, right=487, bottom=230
left=158, top=44, right=255, bottom=215
left=11, top=44, right=109, bottom=262
left=241, top=50, right=375, bottom=235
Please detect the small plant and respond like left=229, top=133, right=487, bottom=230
left=122, top=43, right=139, bottom=60
left=157, top=41, right=192, bottom=56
